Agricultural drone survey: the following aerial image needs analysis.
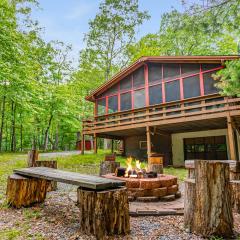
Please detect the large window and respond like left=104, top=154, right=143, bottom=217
left=183, top=75, right=201, bottom=99
left=165, top=80, right=180, bottom=102
left=95, top=62, right=223, bottom=115
left=120, top=92, right=132, bottom=111
left=97, top=98, right=106, bottom=115
left=108, top=95, right=118, bottom=113
left=134, top=89, right=145, bottom=108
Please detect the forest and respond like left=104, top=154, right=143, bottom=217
left=0, top=0, right=239, bottom=152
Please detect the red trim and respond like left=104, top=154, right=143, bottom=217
left=118, top=83, right=120, bottom=112
left=162, top=64, right=165, bottom=103
left=199, top=64, right=204, bottom=96
left=179, top=65, right=184, bottom=100
left=144, top=64, right=149, bottom=107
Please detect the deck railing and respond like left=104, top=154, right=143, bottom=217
left=82, top=94, right=240, bottom=134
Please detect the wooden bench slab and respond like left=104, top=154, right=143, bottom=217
left=14, top=167, right=125, bottom=190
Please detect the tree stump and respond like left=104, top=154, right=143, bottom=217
left=27, top=149, right=39, bottom=167
left=193, top=160, right=233, bottom=237
left=148, top=163, right=163, bottom=174
left=230, top=180, right=240, bottom=213
left=35, top=160, right=57, bottom=191
left=77, top=187, right=130, bottom=239
left=6, top=174, right=50, bottom=208
left=99, top=161, right=120, bottom=176
left=184, top=178, right=196, bottom=231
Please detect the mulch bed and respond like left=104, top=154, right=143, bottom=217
left=1, top=187, right=240, bottom=239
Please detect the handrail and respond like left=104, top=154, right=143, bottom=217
left=82, top=95, right=240, bottom=133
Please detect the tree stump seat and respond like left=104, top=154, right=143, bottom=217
left=6, top=174, right=50, bottom=208
left=6, top=167, right=129, bottom=238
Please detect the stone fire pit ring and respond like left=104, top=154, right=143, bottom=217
left=103, top=173, right=181, bottom=202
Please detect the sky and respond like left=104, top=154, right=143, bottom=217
left=31, top=0, right=183, bottom=65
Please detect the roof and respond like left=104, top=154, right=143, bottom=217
left=86, top=55, right=240, bottom=102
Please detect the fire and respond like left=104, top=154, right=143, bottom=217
left=124, top=157, right=133, bottom=177
left=136, top=160, right=141, bottom=170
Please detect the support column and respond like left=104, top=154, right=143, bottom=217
left=81, top=133, right=85, bottom=155
left=146, top=126, right=151, bottom=163
left=93, top=133, right=98, bottom=154
left=111, top=139, right=114, bottom=153
left=227, top=116, right=236, bottom=160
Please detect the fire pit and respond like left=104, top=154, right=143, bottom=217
left=103, top=158, right=180, bottom=202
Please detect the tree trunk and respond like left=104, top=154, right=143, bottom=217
left=0, top=95, right=6, bottom=151
left=192, top=160, right=233, bottom=237
left=99, top=161, right=120, bottom=176
left=77, top=187, right=130, bottom=239
left=10, top=101, right=16, bottom=152
left=6, top=174, right=50, bottom=208
left=184, top=178, right=196, bottom=231
left=35, top=160, right=57, bottom=191
left=43, top=114, right=53, bottom=151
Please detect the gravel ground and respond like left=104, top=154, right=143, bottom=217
left=1, top=184, right=240, bottom=240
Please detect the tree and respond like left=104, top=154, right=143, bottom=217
left=84, top=0, right=150, bottom=81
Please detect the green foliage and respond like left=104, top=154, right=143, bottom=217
left=215, top=60, right=240, bottom=97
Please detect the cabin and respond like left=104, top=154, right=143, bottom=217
left=82, top=56, right=240, bottom=166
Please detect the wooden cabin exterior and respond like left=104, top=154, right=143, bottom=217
left=82, top=56, right=240, bottom=166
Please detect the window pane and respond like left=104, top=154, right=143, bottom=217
left=148, top=63, right=162, bottom=84
left=165, top=80, right=180, bottom=102
left=183, top=75, right=200, bottom=99
left=99, top=84, right=118, bottom=97
left=120, top=92, right=132, bottom=111
left=108, top=95, right=118, bottom=113
left=203, top=71, right=219, bottom=95
left=134, top=89, right=145, bottom=108
left=202, top=63, right=221, bottom=71
left=163, top=63, right=180, bottom=80
left=120, top=76, right=132, bottom=91
left=149, top=84, right=162, bottom=105
left=181, top=64, right=199, bottom=76
left=97, top=98, right=106, bottom=115
left=133, top=67, right=145, bottom=88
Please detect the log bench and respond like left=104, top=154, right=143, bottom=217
left=7, top=167, right=130, bottom=238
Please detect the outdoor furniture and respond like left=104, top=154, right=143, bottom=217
left=6, top=167, right=130, bottom=238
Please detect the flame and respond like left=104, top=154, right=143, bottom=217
left=124, top=157, right=133, bottom=177
left=136, top=160, right=141, bottom=171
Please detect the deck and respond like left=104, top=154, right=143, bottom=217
left=14, top=167, right=125, bottom=190
left=83, top=94, right=240, bottom=136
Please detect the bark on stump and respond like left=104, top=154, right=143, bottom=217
left=230, top=180, right=240, bottom=213
left=77, top=187, right=130, bottom=239
left=148, top=163, right=163, bottom=174
left=184, top=178, right=196, bottom=231
left=193, top=160, right=233, bottom=238
left=99, top=161, right=120, bottom=176
left=35, top=160, right=57, bottom=191
left=6, top=174, right=50, bottom=208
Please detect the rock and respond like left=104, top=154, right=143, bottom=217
left=167, top=185, right=178, bottom=195
left=175, top=191, right=182, bottom=199
left=159, top=194, right=175, bottom=201
left=151, top=187, right=167, bottom=197
left=136, top=196, right=159, bottom=202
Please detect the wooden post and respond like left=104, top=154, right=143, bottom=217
left=93, top=133, right=97, bottom=154
left=27, top=149, right=39, bottom=167
left=111, top=139, right=114, bottom=153
left=227, top=116, right=236, bottom=160
left=81, top=133, right=85, bottom=155
left=146, top=126, right=151, bottom=163
left=192, top=160, right=233, bottom=237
